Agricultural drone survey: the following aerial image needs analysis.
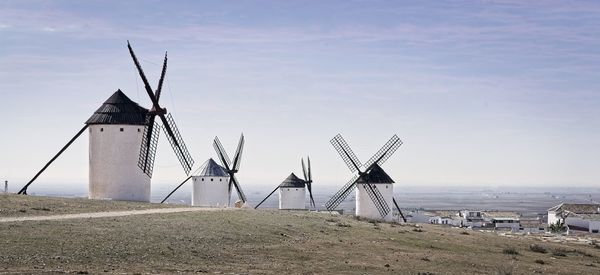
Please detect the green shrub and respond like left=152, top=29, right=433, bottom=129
left=503, top=247, right=519, bottom=255
left=550, top=220, right=567, bottom=233
left=529, top=244, right=547, bottom=253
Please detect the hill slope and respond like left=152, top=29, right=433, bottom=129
left=1, top=194, right=599, bottom=274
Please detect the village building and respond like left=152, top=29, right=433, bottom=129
left=406, top=209, right=546, bottom=234
left=548, top=203, right=600, bottom=234
left=482, top=211, right=521, bottom=231
left=429, top=210, right=463, bottom=227
left=518, top=217, right=546, bottom=233
left=460, top=210, right=485, bottom=227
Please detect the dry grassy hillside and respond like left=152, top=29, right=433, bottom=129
left=1, top=194, right=600, bottom=274
left=0, top=194, right=179, bottom=217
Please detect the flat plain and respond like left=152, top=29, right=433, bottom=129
left=1, top=194, right=600, bottom=274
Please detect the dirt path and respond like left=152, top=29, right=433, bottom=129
left=0, top=207, right=229, bottom=223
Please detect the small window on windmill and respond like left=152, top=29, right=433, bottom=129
left=211, top=178, right=213, bottom=181
left=138, top=128, right=141, bottom=132
left=296, top=188, right=298, bottom=191
left=120, top=128, right=124, bottom=132
left=201, top=178, right=204, bottom=181
left=100, top=128, right=104, bottom=132
left=219, top=179, right=222, bottom=181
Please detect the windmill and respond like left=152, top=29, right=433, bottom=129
left=255, top=157, right=315, bottom=210
left=17, top=41, right=194, bottom=202
left=161, top=134, right=246, bottom=206
left=190, top=158, right=231, bottom=207
left=325, top=134, right=406, bottom=222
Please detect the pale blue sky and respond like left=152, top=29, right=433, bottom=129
left=1, top=0, right=599, bottom=193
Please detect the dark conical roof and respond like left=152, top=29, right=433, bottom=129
left=85, top=90, right=149, bottom=125
left=196, top=158, right=229, bottom=177
left=279, top=173, right=306, bottom=188
left=357, top=164, right=395, bottom=184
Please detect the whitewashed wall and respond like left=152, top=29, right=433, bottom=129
left=565, top=217, right=590, bottom=232
left=192, top=176, right=230, bottom=207
left=494, top=220, right=521, bottom=231
left=589, top=221, right=600, bottom=233
left=88, top=124, right=150, bottom=202
left=356, top=183, right=393, bottom=221
left=279, top=187, right=306, bottom=210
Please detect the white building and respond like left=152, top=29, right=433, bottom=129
left=355, top=164, right=394, bottom=221
left=428, top=211, right=463, bottom=226
left=430, top=216, right=463, bottom=227
left=192, top=158, right=230, bottom=207
left=518, top=217, right=546, bottom=234
left=548, top=203, right=600, bottom=234
left=482, top=212, right=521, bottom=231
left=460, top=210, right=485, bottom=227
left=278, top=173, right=307, bottom=210
left=87, top=90, right=151, bottom=202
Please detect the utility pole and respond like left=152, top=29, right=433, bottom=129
left=4, top=181, right=7, bottom=193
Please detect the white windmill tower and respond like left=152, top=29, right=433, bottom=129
left=161, top=134, right=247, bottom=207
left=86, top=90, right=151, bottom=201
left=325, top=134, right=406, bottom=222
left=191, top=159, right=230, bottom=207
left=278, top=173, right=307, bottom=210
left=18, top=89, right=153, bottom=201
left=255, top=157, right=315, bottom=210
left=17, top=42, right=195, bottom=202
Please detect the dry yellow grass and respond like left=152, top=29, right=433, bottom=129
left=1, top=194, right=600, bottom=274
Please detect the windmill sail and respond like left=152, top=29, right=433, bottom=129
left=213, top=135, right=247, bottom=203
left=331, top=134, right=362, bottom=173
left=127, top=41, right=195, bottom=176
left=325, top=174, right=359, bottom=211
left=162, top=113, right=194, bottom=175
left=232, top=134, right=244, bottom=171
left=229, top=175, right=247, bottom=202
left=363, top=183, right=391, bottom=218
left=302, top=158, right=308, bottom=181
left=302, top=157, right=315, bottom=208
left=364, top=134, right=402, bottom=169
left=138, top=120, right=161, bottom=177
left=213, top=137, right=232, bottom=168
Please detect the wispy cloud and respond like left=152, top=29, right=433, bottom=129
left=1, top=1, right=599, bottom=186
